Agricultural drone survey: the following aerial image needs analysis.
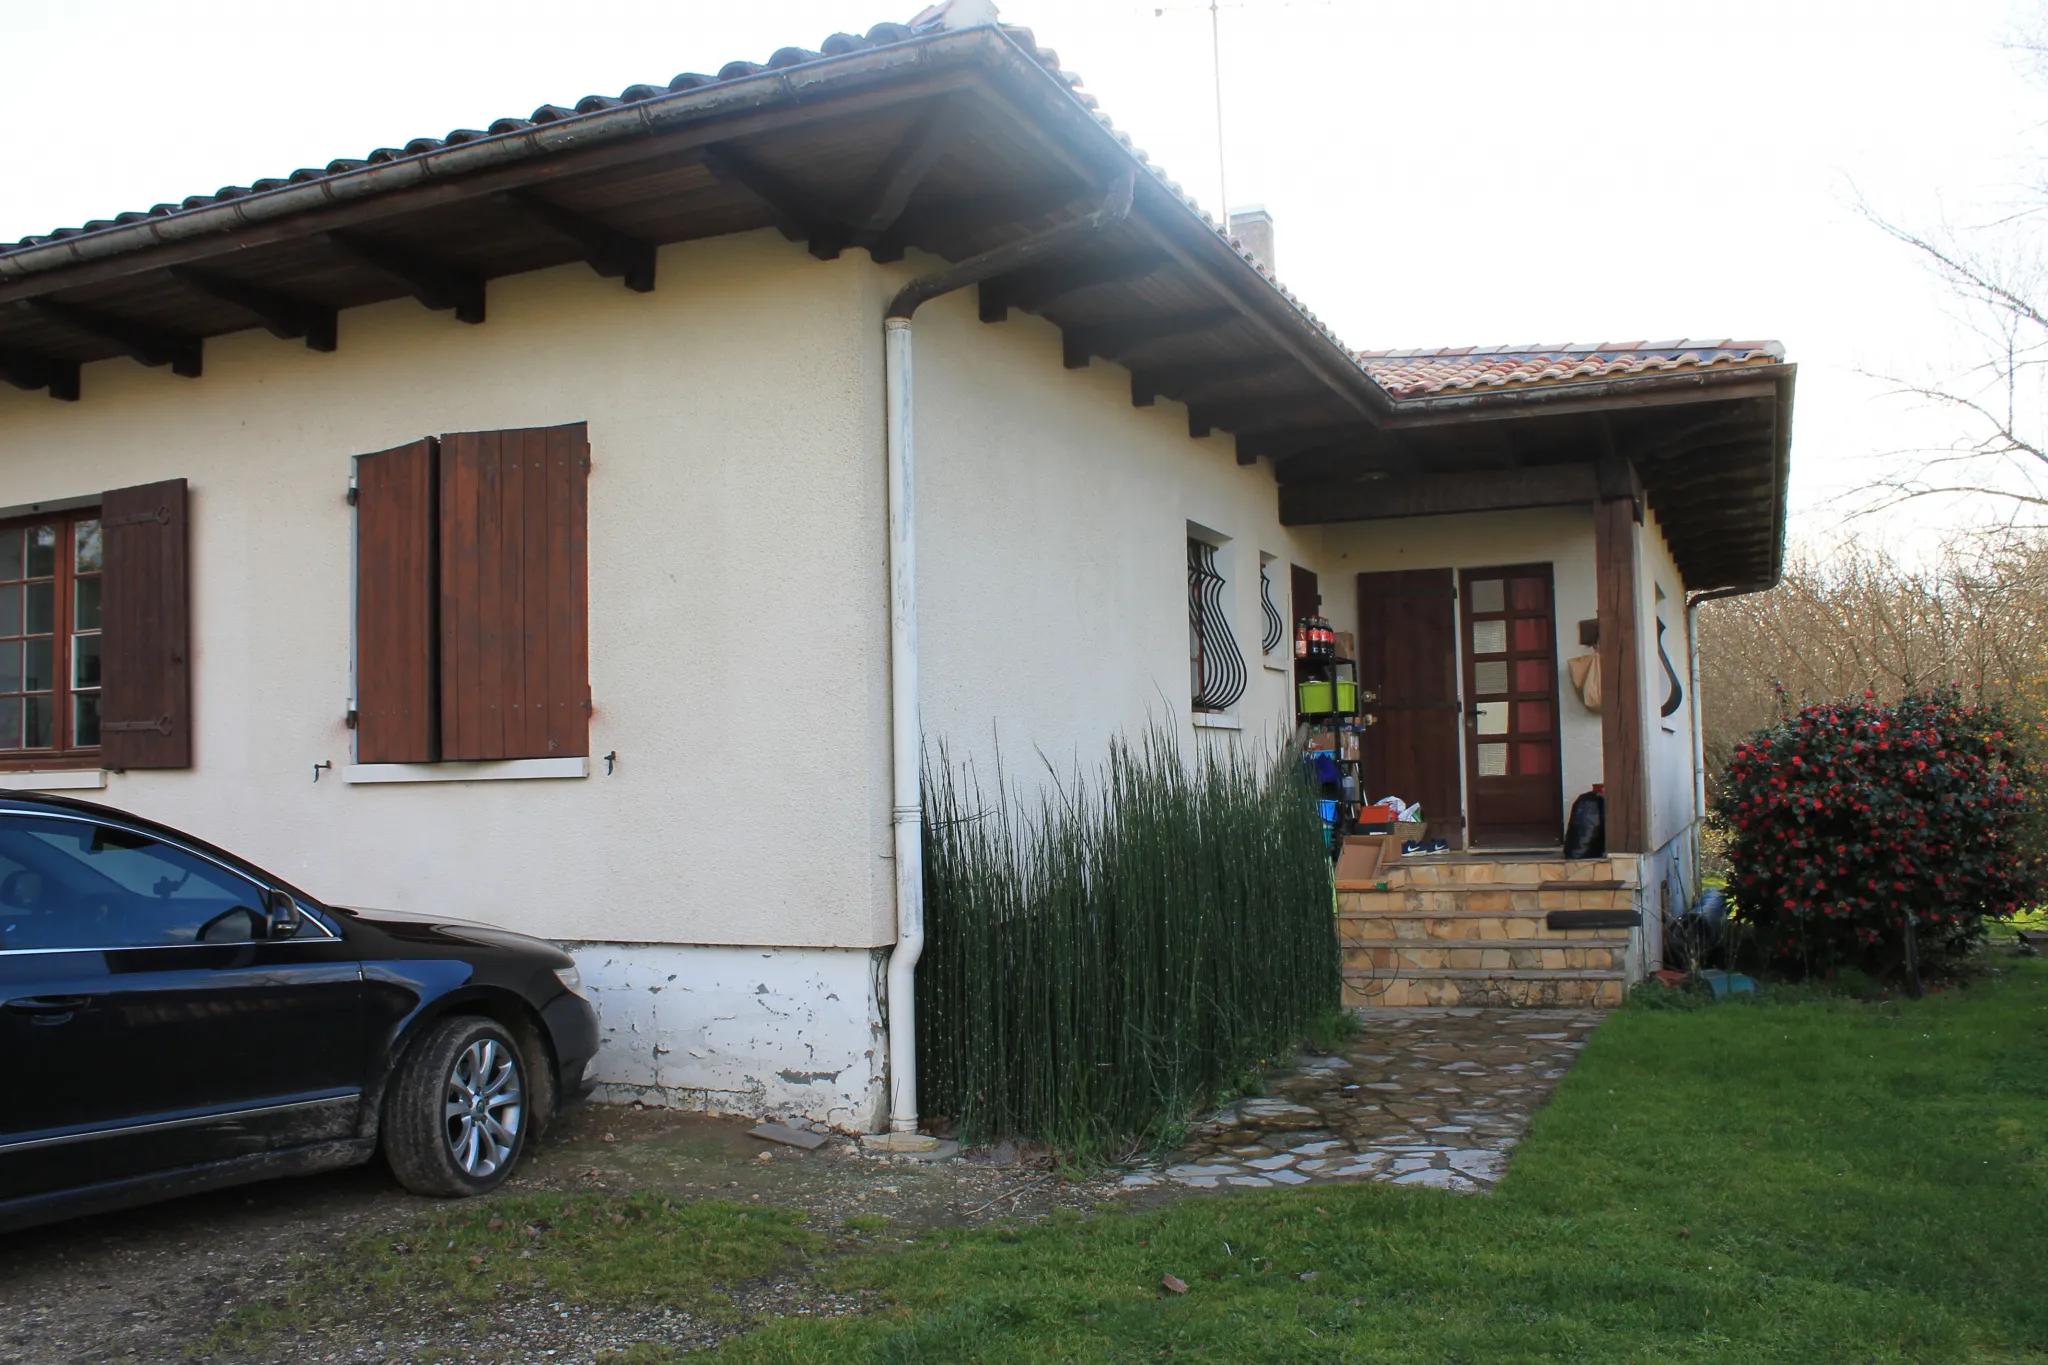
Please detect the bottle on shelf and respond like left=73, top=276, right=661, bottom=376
left=1295, top=617, right=1309, bottom=659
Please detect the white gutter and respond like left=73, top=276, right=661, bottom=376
left=875, top=168, right=1135, bottom=1142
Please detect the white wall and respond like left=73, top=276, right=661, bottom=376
left=0, top=230, right=897, bottom=952
left=1638, top=507, right=1699, bottom=855
left=890, top=263, right=1320, bottom=789
left=1315, top=507, right=1605, bottom=824
left=573, top=943, right=886, bottom=1131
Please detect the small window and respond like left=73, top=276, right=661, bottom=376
left=0, top=511, right=102, bottom=759
left=1188, top=538, right=1246, bottom=713
left=0, top=816, right=268, bottom=951
left=1258, top=554, right=1285, bottom=661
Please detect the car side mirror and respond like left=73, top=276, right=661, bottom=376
left=262, top=890, right=302, bottom=940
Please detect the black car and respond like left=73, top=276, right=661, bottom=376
left=0, top=791, right=598, bottom=1233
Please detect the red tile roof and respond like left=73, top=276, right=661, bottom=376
left=1354, top=341, right=1786, bottom=400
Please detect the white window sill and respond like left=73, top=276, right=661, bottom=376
left=1192, top=712, right=1242, bottom=731
left=0, top=769, right=108, bottom=792
left=345, top=757, right=589, bottom=784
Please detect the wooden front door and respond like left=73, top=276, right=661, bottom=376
left=1357, top=569, right=1461, bottom=838
left=1460, top=564, right=1564, bottom=846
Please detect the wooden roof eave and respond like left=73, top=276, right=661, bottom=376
left=0, top=35, right=982, bottom=299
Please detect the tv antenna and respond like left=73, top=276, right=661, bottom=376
left=1150, top=0, right=1331, bottom=222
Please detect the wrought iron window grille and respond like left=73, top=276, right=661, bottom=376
left=1260, top=560, right=1284, bottom=656
left=1188, top=538, right=1247, bottom=712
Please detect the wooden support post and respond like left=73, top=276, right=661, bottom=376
left=1595, top=495, right=1647, bottom=853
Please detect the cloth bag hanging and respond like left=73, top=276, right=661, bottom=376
left=1568, top=653, right=1602, bottom=713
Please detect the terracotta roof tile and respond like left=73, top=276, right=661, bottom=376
left=1, top=7, right=1788, bottom=413
left=1354, top=341, right=1786, bottom=399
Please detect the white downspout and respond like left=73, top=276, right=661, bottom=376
left=883, top=316, right=925, bottom=1136
left=1685, top=596, right=1706, bottom=923
left=874, top=169, right=1136, bottom=1142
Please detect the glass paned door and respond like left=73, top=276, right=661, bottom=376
left=1460, top=564, right=1564, bottom=846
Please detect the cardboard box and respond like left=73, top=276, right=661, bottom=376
left=1335, top=631, right=1355, bottom=660
left=1334, top=835, right=1384, bottom=883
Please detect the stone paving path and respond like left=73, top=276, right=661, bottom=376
left=1121, top=1008, right=1603, bottom=1195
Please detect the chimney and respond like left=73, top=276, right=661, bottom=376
left=1228, top=205, right=1275, bottom=274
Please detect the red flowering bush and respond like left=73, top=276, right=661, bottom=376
left=1713, top=686, right=2045, bottom=978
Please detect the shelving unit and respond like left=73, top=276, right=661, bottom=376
left=1295, top=652, right=1369, bottom=851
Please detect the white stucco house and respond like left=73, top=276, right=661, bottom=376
left=0, top=3, right=1792, bottom=1133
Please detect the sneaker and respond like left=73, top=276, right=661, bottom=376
left=1428, top=838, right=1451, bottom=855
left=1400, top=839, right=1426, bottom=856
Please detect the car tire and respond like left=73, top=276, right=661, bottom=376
left=383, top=1016, right=531, bottom=1198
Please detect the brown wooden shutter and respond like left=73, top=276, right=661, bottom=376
left=439, top=423, right=588, bottom=760
left=100, top=478, right=191, bottom=769
left=355, top=439, right=439, bottom=763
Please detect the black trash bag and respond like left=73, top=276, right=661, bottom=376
left=1562, top=788, right=1605, bottom=859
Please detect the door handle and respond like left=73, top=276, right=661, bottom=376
left=4, top=995, right=91, bottom=1023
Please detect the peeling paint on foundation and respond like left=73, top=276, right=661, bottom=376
left=567, top=942, right=888, bottom=1133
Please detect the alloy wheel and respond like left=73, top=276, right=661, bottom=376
left=443, top=1037, right=523, bottom=1178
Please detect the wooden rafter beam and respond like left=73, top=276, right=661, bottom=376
left=497, top=191, right=656, bottom=293
left=0, top=346, right=80, bottom=400
left=325, top=231, right=485, bottom=324
left=841, top=97, right=961, bottom=262
left=1234, top=421, right=1379, bottom=461
left=1188, top=392, right=1328, bottom=440
left=1130, top=354, right=1289, bottom=406
left=166, top=266, right=337, bottom=351
left=701, top=144, right=846, bottom=261
left=979, top=249, right=1167, bottom=321
left=1278, top=463, right=1599, bottom=527
left=21, top=299, right=202, bottom=377
left=1060, top=308, right=1235, bottom=370
left=870, top=189, right=1080, bottom=263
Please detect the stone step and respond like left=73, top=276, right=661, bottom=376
left=1345, top=965, right=1625, bottom=981
left=1339, top=888, right=1639, bottom=914
left=1377, top=859, right=1640, bottom=890
left=1345, top=973, right=1626, bottom=1009
left=1340, top=918, right=1630, bottom=942
left=1346, top=942, right=1625, bottom=973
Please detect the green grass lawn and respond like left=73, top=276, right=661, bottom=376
left=230, top=961, right=2047, bottom=1362
left=722, top=960, right=2048, bottom=1364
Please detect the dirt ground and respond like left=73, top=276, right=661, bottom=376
left=1, top=1010, right=1604, bottom=1363
left=0, top=1103, right=1134, bottom=1365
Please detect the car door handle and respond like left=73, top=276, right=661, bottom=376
left=4, top=995, right=91, bottom=1023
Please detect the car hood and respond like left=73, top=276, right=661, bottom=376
left=335, top=905, right=575, bottom=965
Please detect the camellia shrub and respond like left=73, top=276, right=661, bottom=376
left=1714, top=686, right=2044, bottom=978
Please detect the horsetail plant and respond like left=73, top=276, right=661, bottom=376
left=917, top=728, right=1338, bottom=1156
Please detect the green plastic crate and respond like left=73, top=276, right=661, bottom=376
left=1298, top=679, right=1358, bottom=715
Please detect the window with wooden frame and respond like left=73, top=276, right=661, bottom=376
left=0, top=512, right=100, bottom=758
left=0, top=480, right=190, bottom=772
left=353, top=423, right=590, bottom=765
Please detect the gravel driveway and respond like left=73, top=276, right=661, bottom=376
left=0, top=1104, right=1120, bottom=1364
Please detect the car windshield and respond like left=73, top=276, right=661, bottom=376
left=0, top=816, right=265, bottom=950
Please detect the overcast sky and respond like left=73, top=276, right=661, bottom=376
left=4, top=0, right=2041, bottom=545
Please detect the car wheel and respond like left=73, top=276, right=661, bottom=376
left=384, top=1016, right=530, bottom=1198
